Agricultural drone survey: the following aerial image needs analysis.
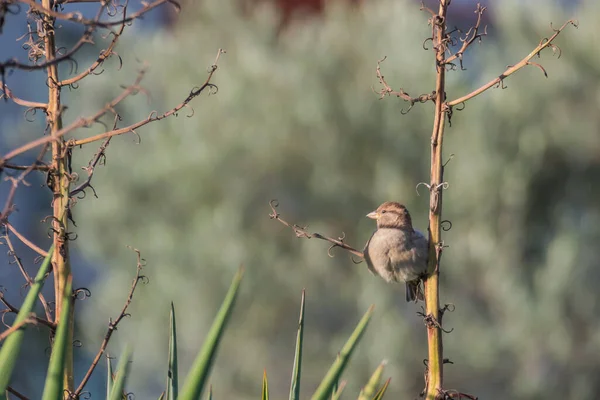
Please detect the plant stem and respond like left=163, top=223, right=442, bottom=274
left=42, top=0, right=73, bottom=394
left=424, top=1, right=448, bottom=399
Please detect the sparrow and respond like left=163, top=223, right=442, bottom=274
left=363, top=201, right=428, bottom=302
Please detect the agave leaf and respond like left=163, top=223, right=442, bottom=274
left=261, top=369, right=269, bottom=400
left=166, top=302, right=178, bottom=400
left=0, top=245, right=54, bottom=399
left=179, top=267, right=244, bottom=400
left=206, top=384, right=213, bottom=400
left=158, top=393, right=165, bottom=400
left=108, top=346, right=132, bottom=400
left=310, top=305, right=375, bottom=400
left=41, top=276, right=73, bottom=400
left=330, top=375, right=338, bottom=400
left=357, top=360, right=386, bottom=400
left=288, top=289, right=305, bottom=400
left=106, top=354, right=114, bottom=400
left=330, top=381, right=347, bottom=400
left=371, top=378, right=391, bottom=400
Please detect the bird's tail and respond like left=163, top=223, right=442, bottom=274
left=405, top=281, right=424, bottom=302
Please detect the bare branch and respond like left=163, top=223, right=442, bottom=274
left=373, top=56, right=435, bottom=114
left=268, top=200, right=364, bottom=259
left=443, top=3, right=487, bottom=69
left=69, top=116, right=117, bottom=198
left=6, top=386, right=29, bottom=400
left=73, top=48, right=225, bottom=146
left=447, top=19, right=577, bottom=107
left=58, top=9, right=127, bottom=87
left=0, top=294, right=56, bottom=330
left=0, top=81, right=48, bottom=109
left=0, top=142, right=50, bottom=223
left=73, top=246, right=148, bottom=396
left=0, top=48, right=224, bottom=164
left=10, top=0, right=180, bottom=29
left=0, top=315, right=37, bottom=342
left=6, top=222, right=49, bottom=257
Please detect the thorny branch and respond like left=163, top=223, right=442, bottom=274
left=73, top=247, right=148, bottom=397
left=269, top=200, right=364, bottom=259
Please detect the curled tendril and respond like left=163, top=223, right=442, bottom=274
left=73, top=340, right=83, bottom=348
left=415, top=182, right=430, bottom=196
left=73, top=287, right=91, bottom=300
left=442, top=303, right=456, bottom=313
left=441, top=220, right=452, bottom=231
left=442, top=153, right=455, bottom=168
left=79, top=391, right=92, bottom=400
left=66, top=232, right=78, bottom=241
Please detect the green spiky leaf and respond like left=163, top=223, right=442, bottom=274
left=289, top=289, right=305, bottom=400
left=166, top=302, right=178, bottom=400
left=330, top=381, right=347, bottom=400
left=41, top=276, right=73, bottom=400
left=358, top=360, right=386, bottom=400
left=109, top=346, right=132, bottom=400
left=371, top=378, right=391, bottom=400
left=310, top=305, right=375, bottom=400
left=179, top=267, right=244, bottom=400
left=0, top=245, right=54, bottom=399
left=262, top=369, right=269, bottom=400
left=106, top=354, right=114, bottom=400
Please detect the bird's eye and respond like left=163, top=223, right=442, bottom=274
left=381, top=210, right=387, bottom=214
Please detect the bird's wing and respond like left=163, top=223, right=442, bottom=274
left=363, top=231, right=378, bottom=275
left=412, top=230, right=429, bottom=264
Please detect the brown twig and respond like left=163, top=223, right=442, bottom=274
left=446, top=19, right=577, bottom=107
left=69, top=116, right=117, bottom=199
left=73, top=246, right=148, bottom=396
left=0, top=162, right=50, bottom=171
left=6, top=386, right=29, bottom=400
left=0, top=48, right=224, bottom=165
left=12, top=0, right=179, bottom=29
left=73, top=48, right=225, bottom=146
left=442, top=3, right=487, bottom=70
left=0, top=81, right=48, bottom=109
left=6, top=222, right=49, bottom=257
left=2, top=226, right=52, bottom=321
left=58, top=6, right=127, bottom=87
left=0, top=294, right=56, bottom=330
left=373, top=56, right=435, bottom=114
left=0, top=315, right=37, bottom=341
left=0, top=142, right=50, bottom=223
left=268, top=200, right=364, bottom=259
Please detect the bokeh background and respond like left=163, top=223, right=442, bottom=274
left=2, top=0, right=599, bottom=398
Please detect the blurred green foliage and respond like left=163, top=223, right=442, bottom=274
left=59, top=0, right=600, bottom=398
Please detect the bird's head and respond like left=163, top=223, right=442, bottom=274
left=366, top=201, right=413, bottom=230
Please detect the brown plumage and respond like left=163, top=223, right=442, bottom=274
left=363, top=202, right=428, bottom=302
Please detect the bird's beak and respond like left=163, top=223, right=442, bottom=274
left=366, top=211, right=379, bottom=220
